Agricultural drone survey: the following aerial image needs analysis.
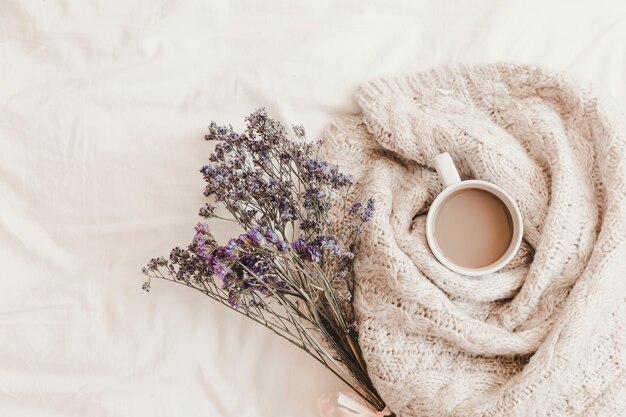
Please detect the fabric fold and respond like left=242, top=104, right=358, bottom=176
left=322, top=63, right=626, bottom=416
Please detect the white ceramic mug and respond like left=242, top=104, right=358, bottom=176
left=425, top=152, right=523, bottom=276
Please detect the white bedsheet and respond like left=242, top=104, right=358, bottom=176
left=1, top=1, right=625, bottom=416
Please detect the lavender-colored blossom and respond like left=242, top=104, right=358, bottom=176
left=351, top=224, right=364, bottom=234
left=192, top=223, right=216, bottom=260
left=214, top=241, right=238, bottom=260
left=261, top=275, right=276, bottom=285
left=349, top=201, right=362, bottom=216
left=332, top=173, right=354, bottom=188
left=275, top=240, right=288, bottom=252
left=199, top=203, right=216, bottom=218
left=280, top=211, right=296, bottom=222
left=264, top=230, right=279, bottom=244
left=194, top=222, right=209, bottom=238
left=208, top=256, right=231, bottom=284
left=340, top=251, right=355, bottom=260
left=239, top=253, right=255, bottom=268
left=227, top=291, right=241, bottom=309
left=314, top=234, right=343, bottom=255
left=290, top=239, right=322, bottom=262
left=306, top=244, right=322, bottom=263
left=195, top=239, right=208, bottom=258
left=302, top=158, right=330, bottom=182
left=302, top=187, right=325, bottom=210
left=245, top=228, right=265, bottom=246
left=349, top=197, right=376, bottom=223
left=290, top=239, right=306, bottom=254
left=252, top=260, right=270, bottom=275
left=147, top=257, right=168, bottom=270
left=363, top=197, right=375, bottom=221
left=314, top=234, right=336, bottom=246
left=300, top=219, right=319, bottom=231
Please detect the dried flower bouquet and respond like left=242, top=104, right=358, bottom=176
left=142, top=109, right=387, bottom=413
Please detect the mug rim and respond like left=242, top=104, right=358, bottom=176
left=425, top=179, right=523, bottom=276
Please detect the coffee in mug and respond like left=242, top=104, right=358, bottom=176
left=425, top=153, right=523, bottom=276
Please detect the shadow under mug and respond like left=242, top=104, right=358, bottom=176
left=425, top=153, right=523, bottom=276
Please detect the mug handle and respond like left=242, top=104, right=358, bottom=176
left=434, top=152, right=461, bottom=188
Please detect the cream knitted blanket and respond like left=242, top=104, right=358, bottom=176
left=321, top=64, right=626, bottom=417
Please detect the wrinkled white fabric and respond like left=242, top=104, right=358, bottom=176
left=321, top=64, right=626, bottom=416
left=2, top=1, right=626, bottom=416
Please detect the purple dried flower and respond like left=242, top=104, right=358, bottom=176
left=314, top=234, right=336, bottom=246
left=146, top=257, right=168, bottom=270
left=195, top=239, right=208, bottom=258
left=227, top=291, right=241, bottom=309
left=208, top=257, right=232, bottom=284
left=194, top=222, right=209, bottom=238
left=280, top=210, right=296, bottom=222
left=349, top=197, right=376, bottom=222
left=341, top=251, right=355, bottom=260
left=192, top=225, right=216, bottom=260
left=303, top=158, right=330, bottom=182
left=313, top=234, right=343, bottom=255
left=252, top=260, right=269, bottom=275
left=306, top=244, right=322, bottom=263
left=289, top=239, right=322, bottom=262
left=302, top=187, right=325, bottom=210
left=351, top=224, right=364, bottom=234
left=363, top=197, right=375, bottom=222
left=245, top=228, right=265, bottom=246
left=349, top=201, right=362, bottom=216
left=236, top=253, right=269, bottom=277
left=242, top=277, right=257, bottom=289
left=300, top=219, right=319, bottom=231
left=239, top=253, right=256, bottom=269
left=332, top=173, right=354, bottom=188
left=264, top=230, right=279, bottom=244
left=291, top=239, right=306, bottom=254
left=199, top=203, right=216, bottom=218
left=261, top=275, right=276, bottom=285
left=214, top=242, right=238, bottom=261
left=275, top=240, right=289, bottom=252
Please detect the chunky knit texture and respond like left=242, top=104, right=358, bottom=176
left=321, top=64, right=626, bottom=417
